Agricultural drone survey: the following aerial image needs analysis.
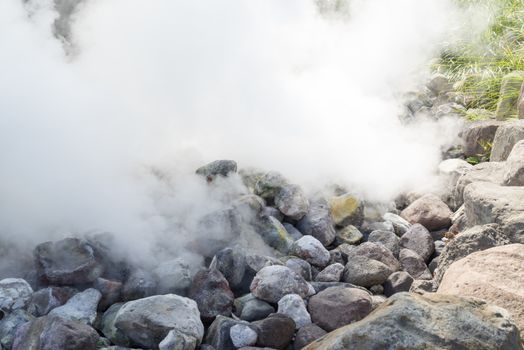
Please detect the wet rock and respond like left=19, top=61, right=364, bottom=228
left=121, top=269, right=156, bottom=301
left=230, top=324, right=258, bottom=348
left=0, top=278, right=33, bottom=312
left=49, top=288, right=101, bottom=325
left=454, top=162, right=505, bottom=208
left=27, top=286, right=77, bottom=317
left=399, top=249, right=432, bottom=280
left=209, top=248, right=246, bottom=293
left=196, top=160, right=237, bottom=180
left=277, top=294, right=311, bottom=329
left=401, top=195, right=452, bottom=231
left=256, top=216, right=294, bottom=254
left=153, top=258, right=192, bottom=296
left=304, top=292, right=522, bottom=350
left=34, top=237, right=103, bottom=285
left=399, top=224, right=434, bottom=262
left=342, top=255, right=392, bottom=288
left=491, top=119, right=524, bottom=161
left=12, top=314, right=100, bottom=350
left=0, top=309, right=33, bottom=349
left=188, top=268, right=234, bottom=323
left=240, top=298, right=274, bottom=322
left=503, top=139, right=524, bottom=186
left=308, top=286, right=372, bottom=332
left=367, top=230, right=400, bottom=257
left=285, top=258, right=312, bottom=281
left=384, top=271, right=413, bottom=297
left=94, top=278, right=122, bottom=311
left=296, top=200, right=336, bottom=247
left=204, top=316, right=250, bottom=350
left=252, top=313, right=295, bottom=350
left=254, top=172, right=288, bottom=202
left=104, top=294, right=204, bottom=349
left=274, top=184, right=309, bottom=220
left=461, top=120, right=503, bottom=157
left=382, top=213, right=411, bottom=236
left=295, top=324, right=327, bottom=350
left=314, top=263, right=344, bottom=282
left=290, top=236, right=330, bottom=268
left=334, top=225, right=363, bottom=245
left=250, top=266, right=311, bottom=303
left=329, top=194, right=364, bottom=227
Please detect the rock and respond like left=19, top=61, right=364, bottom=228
left=438, top=244, right=524, bottom=343
left=308, top=287, right=372, bottom=332
left=254, top=171, right=288, bottom=201
left=250, top=266, right=311, bottom=303
left=0, top=309, right=33, bottom=349
left=153, top=259, right=192, bottom=296
left=461, top=120, right=503, bottom=157
left=314, top=263, right=344, bottom=282
left=209, top=248, right=246, bottom=293
left=285, top=258, right=312, bottom=281
left=329, top=250, right=345, bottom=265
left=491, top=119, right=524, bottom=161
left=401, top=195, right=452, bottom=231
left=370, top=295, right=387, bottom=310
left=367, top=230, right=400, bottom=257
left=342, top=255, right=392, bottom=288
left=159, top=329, right=197, bottom=350
left=121, top=269, right=156, bottom=301
left=49, top=288, right=101, bottom=325
left=256, top=216, right=294, bottom=254
left=104, top=294, right=204, bottom=349
left=369, top=285, right=384, bottom=295
left=303, top=292, right=522, bottom=350
left=454, top=162, right=505, bottom=208
left=308, top=282, right=370, bottom=295
left=433, top=224, right=510, bottom=285
left=188, top=268, right=234, bottom=323
left=252, top=313, right=295, bottom=350
left=196, top=160, right=237, bottom=180
left=410, top=279, right=437, bottom=294
left=383, top=271, right=414, bottom=297
left=427, top=73, right=452, bottom=95
left=94, top=278, right=122, bottom=311
left=428, top=257, right=439, bottom=274
left=230, top=324, right=258, bottom=348
left=277, top=294, right=311, bottom=329
left=296, top=200, right=336, bottom=246
left=328, top=194, right=364, bottom=227
left=274, top=184, right=309, bottom=220
left=290, top=236, right=330, bottom=268
left=192, top=208, right=241, bottom=258
left=399, top=249, right=432, bottom=280
left=34, top=237, right=103, bottom=285
left=240, top=298, right=274, bottom=322
left=399, top=224, right=434, bottom=262
left=0, top=278, right=33, bottom=312
left=295, top=324, right=327, bottom=350
left=334, top=225, right=363, bottom=245
left=349, top=242, right=400, bottom=272
left=204, top=316, right=250, bottom=350
left=283, top=223, right=303, bottom=241
left=438, top=158, right=475, bottom=210
left=361, top=220, right=394, bottom=234
left=495, top=71, right=524, bottom=120
left=382, top=213, right=411, bottom=236
left=27, top=286, right=77, bottom=317
left=12, top=315, right=100, bottom=350
left=503, top=139, right=524, bottom=186
left=500, top=213, right=524, bottom=244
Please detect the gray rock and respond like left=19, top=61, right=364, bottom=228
left=399, top=249, right=432, bottom=280
left=12, top=314, right=100, bottom=350
left=369, top=285, right=384, bottom=295
left=188, top=268, right=234, bottom=323
left=277, top=294, right=311, bottom=329
left=121, top=269, right=156, bottom=301
left=503, top=139, right=524, bottom=186
left=240, top=298, right=274, bottom=322
left=308, top=287, right=372, bottom=332
left=296, top=200, right=336, bottom=247
left=314, top=263, right=344, bottom=282
left=94, top=278, right=122, bottom=311
left=349, top=242, right=400, bottom=272
left=362, top=221, right=395, bottom=234
left=495, top=71, right=524, bottom=120
left=428, top=257, right=439, bottom=274
left=204, top=316, right=250, bottom=350
left=0, top=309, right=33, bottom=349
left=370, top=295, right=387, bottom=310
left=256, top=216, right=294, bottom=254
left=427, top=73, right=452, bottom=95
left=399, top=224, right=435, bottom=262
left=295, top=324, right=327, bottom=350
left=438, top=159, right=475, bottom=210
left=342, top=255, right=392, bottom=288
left=410, top=279, right=437, bottom=294
left=334, top=225, right=363, bottom=245
left=250, top=266, right=311, bottom=303
left=153, top=258, right=192, bottom=296
left=34, top=237, right=103, bottom=285
left=401, top=195, right=452, bottom=231
left=308, top=281, right=370, bottom=295
left=283, top=223, right=303, bottom=241
left=291, top=236, right=330, bottom=268
left=252, top=313, right=295, bottom=350
left=491, top=119, right=524, bottom=161
left=383, top=271, right=414, bottom=297
left=49, top=288, right=101, bottom=325
left=303, top=292, right=522, bottom=350
left=368, top=230, right=400, bottom=257
left=209, top=248, right=246, bottom=293
left=461, top=120, right=503, bottom=157
left=285, top=258, right=312, bottom=281
left=329, top=193, right=365, bottom=227
left=254, top=171, right=288, bottom=201
left=103, top=294, right=204, bottom=349
left=0, top=279, right=33, bottom=312
left=230, top=324, right=257, bottom=348
left=500, top=212, right=524, bottom=244
left=275, top=184, right=309, bottom=220
left=196, top=160, right=237, bottom=180
left=159, top=329, right=197, bottom=350
left=454, top=162, right=505, bottom=208
left=382, top=213, right=411, bottom=236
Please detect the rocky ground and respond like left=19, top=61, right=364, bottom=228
left=1, top=77, right=524, bottom=349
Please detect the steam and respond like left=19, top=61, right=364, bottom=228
left=0, top=0, right=484, bottom=264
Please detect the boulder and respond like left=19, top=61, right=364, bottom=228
left=367, top=230, right=400, bottom=257
left=277, top=294, right=311, bottom=329
left=27, top=286, right=77, bottom=317
left=295, top=324, right=327, bottom=350
left=48, top=288, right=101, bottom=325
left=382, top=213, right=411, bottom=236
left=285, top=258, right=312, bottom=281
left=491, top=119, right=524, bottom=161
left=461, top=120, right=503, bottom=157
left=0, top=278, right=33, bottom=312
left=254, top=171, right=288, bottom=201
left=256, top=216, right=294, bottom=254
left=342, top=255, right=392, bottom=288
left=0, top=309, right=33, bottom=349
left=250, top=266, right=311, bottom=303
left=399, top=224, right=434, bottom=262
left=328, top=194, right=364, bottom=227
left=398, top=249, right=432, bottom=280
left=196, top=160, right=237, bottom=180
left=153, top=258, right=192, bottom=296
left=401, top=195, right=452, bottom=231
left=314, top=263, right=344, bottom=283
left=290, top=236, right=330, bottom=268
left=348, top=242, right=400, bottom=272
left=308, top=287, right=372, bottom=332
left=274, top=184, right=309, bottom=220
left=383, top=271, right=414, bottom=297
left=121, top=269, right=156, bottom=301
left=503, top=139, right=524, bottom=186
left=230, top=324, right=258, bottom=348
left=495, top=71, right=524, bottom=120
left=296, top=200, right=336, bottom=246
left=303, top=292, right=522, bottom=350
left=94, top=278, right=122, bottom=311
left=34, top=238, right=103, bottom=285
left=454, top=162, right=505, bottom=208
left=188, top=268, right=234, bottom=323
left=252, top=313, right=295, bottom=350
left=204, top=316, right=250, bottom=350
left=334, top=225, right=363, bottom=245
left=438, top=244, right=524, bottom=342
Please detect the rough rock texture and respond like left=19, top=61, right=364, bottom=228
left=308, top=287, right=372, bottom=332
left=27, top=286, right=77, bottom=317
left=256, top=216, right=294, bottom=254
left=491, top=119, right=524, bottom=161
left=290, top=236, right=330, bottom=268
left=204, top=316, right=250, bottom=350
left=401, top=194, right=452, bottom=231
left=0, top=278, right=33, bottom=312
left=328, top=194, right=364, bottom=227
left=295, top=324, right=327, bottom=350
left=121, top=269, right=157, bottom=302
left=196, top=160, right=237, bottom=180
left=253, top=171, right=288, bottom=201
left=49, top=288, right=101, bottom=325
left=252, top=313, right=295, bottom=350
left=158, top=329, right=197, bottom=350
left=314, top=263, right=344, bottom=282
left=335, top=225, right=363, bottom=245
left=342, top=256, right=392, bottom=288
left=438, top=244, right=524, bottom=342
left=230, top=324, right=258, bottom=348
left=398, top=249, right=432, bottom=280
left=239, top=298, right=274, bottom=322
left=277, top=294, right=311, bottom=329
left=0, top=309, right=33, bottom=349
left=495, top=71, right=524, bottom=120
left=297, top=200, right=336, bottom=247
left=34, top=238, right=103, bottom=285
left=250, top=266, right=311, bottom=303
left=348, top=242, right=400, bottom=272
left=438, top=158, right=474, bottom=210
left=503, top=139, right=524, bottom=186
left=454, top=162, right=505, bottom=208
left=461, top=120, right=503, bottom=157
left=94, top=278, right=122, bottom=311
left=367, top=230, right=400, bottom=257
left=188, top=268, right=234, bottom=323
left=383, top=271, right=414, bottom=297
left=304, top=293, right=522, bottom=350
left=285, top=258, right=312, bottom=281
left=153, top=259, right=192, bottom=296
left=399, top=224, right=434, bottom=262
left=383, top=213, right=411, bottom=236
left=274, top=184, right=309, bottom=220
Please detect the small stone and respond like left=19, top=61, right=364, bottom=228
left=290, top=236, right=330, bottom=268
left=283, top=223, right=303, bottom=241
left=277, top=294, right=311, bottom=329
left=383, top=271, right=414, bottom=297
left=240, top=298, right=275, bottom=322
left=383, top=213, right=411, bottom=236
left=256, top=216, right=294, bottom=254
left=335, top=225, right=363, bottom=245
left=342, top=255, right=392, bottom=288
left=230, top=324, right=258, bottom=348
left=350, top=242, right=400, bottom=272
left=285, top=258, right=312, bottom=281
left=399, top=223, right=435, bottom=262
left=401, top=195, right=452, bottom=231
left=368, top=230, right=400, bottom=257
left=204, top=316, right=250, bottom=350
left=399, top=249, right=432, bottom=280
left=314, top=263, right=344, bottom=282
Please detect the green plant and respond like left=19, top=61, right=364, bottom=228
left=466, top=139, right=493, bottom=164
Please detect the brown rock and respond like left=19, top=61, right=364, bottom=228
left=401, top=195, right=452, bottom=231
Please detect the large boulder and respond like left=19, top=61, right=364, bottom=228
left=188, top=269, right=234, bottom=323
left=0, top=278, right=33, bottom=312
left=438, top=244, right=524, bottom=343
left=495, top=71, right=524, bottom=120
left=401, top=195, right=452, bottom=231
left=461, top=120, right=503, bottom=157
left=274, top=184, right=309, bottom=220
left=491, top=120, right=524, bottom=161
left=34, top=238, right=103, bottom=285
left=454, top=162, right=505, bottom=208
left=250, top=266, right=311, bottom=303
left=303, top=292, right=522, bottom=350
left=152, top=259, right=192, bottom=296
left=503, top=139, right=524, bottom=186
left=102, top=294, right=204, bottom=349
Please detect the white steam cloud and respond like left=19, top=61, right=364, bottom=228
left=0, top=0, right=482, bottom=262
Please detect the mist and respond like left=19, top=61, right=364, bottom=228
left=0, top=0, right=485, bottom=263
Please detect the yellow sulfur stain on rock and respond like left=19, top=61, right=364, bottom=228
left=329, top=194, right=360, bottom=226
